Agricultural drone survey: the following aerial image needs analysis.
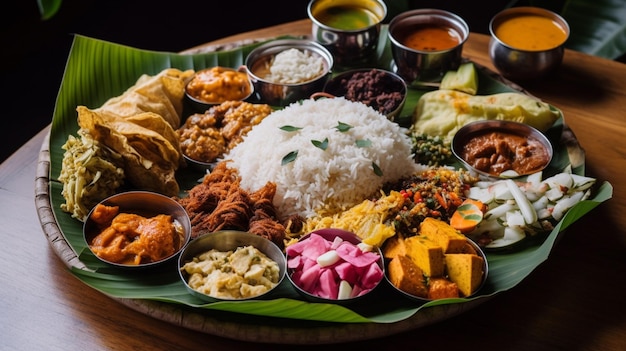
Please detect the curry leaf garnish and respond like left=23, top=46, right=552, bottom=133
left=281, top=151, right=298, bottom=165
left=356, top=139, right=372, bottom=148
left=311, top=138, right=329, bottom=150
left=280, top=125, right=302, bottom=132
left=372, top=162, right=383, bottom=176
left=335, top=122, right=353, bottom=132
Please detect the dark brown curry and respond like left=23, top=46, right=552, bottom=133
left=461, top=131, right=550, bottom=176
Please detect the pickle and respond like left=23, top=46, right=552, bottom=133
left=440, top=62, right=478, bottom=95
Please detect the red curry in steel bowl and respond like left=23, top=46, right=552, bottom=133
left=452, top=120, right=553, bottom=178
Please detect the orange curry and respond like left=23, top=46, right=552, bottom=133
left=400, top=25, right=462, bottom=51
left=88, top=204, right=183, bottom=265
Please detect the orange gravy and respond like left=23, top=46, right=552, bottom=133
left=89, top=204, right=183, bottom=265
left=495, top=15, right=567, bottom=51
left=401, top=26, right=462, bottom=51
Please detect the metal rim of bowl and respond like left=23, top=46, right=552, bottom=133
left=178, top=230, right=287, bottom=302
left=388, top=8, right=470, bottom=54
left=83, top=190, right=192, bottom=269
left=489, top=6, right=570, bottom=52
left=182, top=153, right=215, bottom=172
left=451, top=119, right=554, bottom=179
left=307, top=0, right=388, bottom=33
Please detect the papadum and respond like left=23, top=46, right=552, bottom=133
left=96, top=68, right=194, bottom=129
left=77, top=106, right=183, bottom=196
left=411, top=90, right=560, bottom=139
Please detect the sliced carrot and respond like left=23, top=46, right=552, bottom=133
left=450, top=198, right=486, bottom=234
left=448, top=191, right=463, bottom=208
left=434, top=192, right=448, bottom=210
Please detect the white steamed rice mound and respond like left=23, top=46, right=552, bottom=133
left=223, top=97, right=419, bottom=219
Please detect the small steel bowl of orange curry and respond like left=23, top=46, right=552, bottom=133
left=185, top=66, right=254, bottom=112
left=489, top=7, right=570, bottom=81
left=451, top=120, right=553, bottom=179
left=83, top=191, right=192, bottom=269
left=387, top=9, right=469, bottom=84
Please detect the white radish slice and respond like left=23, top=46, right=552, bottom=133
left=485, top=201, right=516, bottom=219
left=475, top=181, right=494, bottom=189
left=552, top=191, right=585, bottom=221
left=337, top=280, right=353, bottom=299
left=544, top=173, right=573, bottom=190
left=525, top=171, right=543, bottom=186
left=536, top=207, right=553, bottom=219
left=486, top=226, right=526, bottom=248
left=357, top=242, right=373, bottom=253
left=571, top=174, right=596, bottom=191
left=532, top=195, right=550, bottom=210
left=468, top=187, right=494, bottom=204
left=506, top=210, right=526, bottom=227
left=316, top=250, right=340, bottom=267
left=494, top=181, right=514, bottom=200
left=545, top=187, right=564, bottom=201
left=499, top=170, right=520, bottom=178
left=506, top=179, right=537, bottom=224
left=330, top=236, right=343, bottom=249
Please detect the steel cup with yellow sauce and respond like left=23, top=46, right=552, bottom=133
left=489, top=7, right=570, bottom=81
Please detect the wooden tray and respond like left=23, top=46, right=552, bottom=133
left=35, top=39, right=586, bottom=344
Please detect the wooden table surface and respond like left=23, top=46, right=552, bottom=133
left=2, top=19, right=625, bottom=350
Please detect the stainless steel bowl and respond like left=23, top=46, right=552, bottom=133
left=182, top=153, right=214, bottom=173
left=385, top=237, right=488, bottom=302
left=451, top=119, right=554, bottom=179
left=321, top=68, right=407, bottom=121
left=178, top=230, right=287, bottom=302
left=244, top=39, right=333, bottom=107
left=184, top=66, right=254, bottom=113
left=83, top=191, right=192, bottom=269
left=308, top=0, right=387, bottom=67
left=489, top=7, right=570, bottom=81
left=388, top=9, right=469, bottom=84
left=285, top=228, right=385, bottom=305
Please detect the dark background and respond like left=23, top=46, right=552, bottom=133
left=1, top=0, right=512, bottom=163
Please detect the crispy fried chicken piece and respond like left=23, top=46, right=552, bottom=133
left=177, top=161, right=286, bottom=241
left=248, top=217, right=286, bottom=249
left=192, top=190, right=252, bottom=236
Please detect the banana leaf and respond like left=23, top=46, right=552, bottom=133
left=37, top=0, right=61, bottom=20
left=48, top=32, right=612, bottom=325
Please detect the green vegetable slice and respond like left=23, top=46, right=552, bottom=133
left=440, top=62, right=479, bottom=95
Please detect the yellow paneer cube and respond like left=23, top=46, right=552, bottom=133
left=444, top=253, right=485, bottom=297
left=419, top=217, right=468, bottom=253
left=405, top=236, right=444, bottom=277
